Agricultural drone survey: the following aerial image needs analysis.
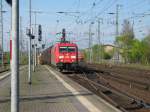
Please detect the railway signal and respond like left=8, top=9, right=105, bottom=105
left=61, top=28, right=66, bottom=42
left=42, top=44, right=45, bottom=49
left=26, top=28, right=35, bottom=39
left=5, top=0, right=12, bottom=6
left=38, top=24, right=42, bottom=41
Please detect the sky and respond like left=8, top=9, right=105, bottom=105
left=2, top=0, right=150, bottom=51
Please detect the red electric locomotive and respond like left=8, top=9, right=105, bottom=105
left=40, top=29, right=78, bottom=71
left=51, top=42, right=78, bottom=71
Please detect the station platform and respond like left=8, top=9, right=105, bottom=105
left=0, top=65, right=121, bottom=112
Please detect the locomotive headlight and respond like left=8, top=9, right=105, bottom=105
left=71, top=56, right=76, bottom=59
left=59, top=56, right=64, bottom=59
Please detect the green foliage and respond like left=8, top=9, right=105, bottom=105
left=20, top=53, right=28, bottom=65
left=83, top=49, right=89, bottom=61
left=5, top=52, right=10, bottom=64
left=128, top=39, right=143, bottom=63
left=117, top=34, right=150, bottom=64
left=141, top=36, right=150, bottom=64
left=83, top=44, right=113, bottom=62
left=103, top=52, right=112, bottom=59
left=92, top=44, right=100, bottom=62
left=116, top=19, right=135, bottom=63
left=83, top=19, right=150, bottom=65
left=121, top=19, right=134, bottom=39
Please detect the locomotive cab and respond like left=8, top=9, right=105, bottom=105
left=57, top=44, right=78, bottom=71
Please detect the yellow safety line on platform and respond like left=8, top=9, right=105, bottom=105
left=45, top=65, right=102, bottom=112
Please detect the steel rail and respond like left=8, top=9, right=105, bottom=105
left=76, top=70, right=150, bottom=111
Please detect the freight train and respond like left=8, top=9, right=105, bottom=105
left=39, top=29, right=84, bottom=71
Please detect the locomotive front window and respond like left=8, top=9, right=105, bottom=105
left=59, top=47, right=68, bottom=52
left=59, top=46, right=76, bottom=52
left=68, top=47, right=76, bottom=52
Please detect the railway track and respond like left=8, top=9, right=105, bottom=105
left=62, top=66, right=150, bottom=112
left=97, top=71, right=150, bottom=91
left=88, top=64, right=150, bottom=85
left=0, top=69, right=9, bottom=73
left=0, top=66, right=26, bottom=81
left=84, top=64, right=150, bottom=91
left=0, top=66, right=9, bottom=73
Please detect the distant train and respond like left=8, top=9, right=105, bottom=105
left=38, top=29, right=84, bottom=71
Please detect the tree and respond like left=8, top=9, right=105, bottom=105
left=116, top=19, right=135, bottom=63
left=141, top=35, right=150, bottom=64
left=121, top=19, right=134, bottom=39
left=128, top=39, right=143, bottom=63
left=92, top=44, right=99, bottom=62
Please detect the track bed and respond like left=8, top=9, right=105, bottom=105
left=61, top=63, right=150, bottom=112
